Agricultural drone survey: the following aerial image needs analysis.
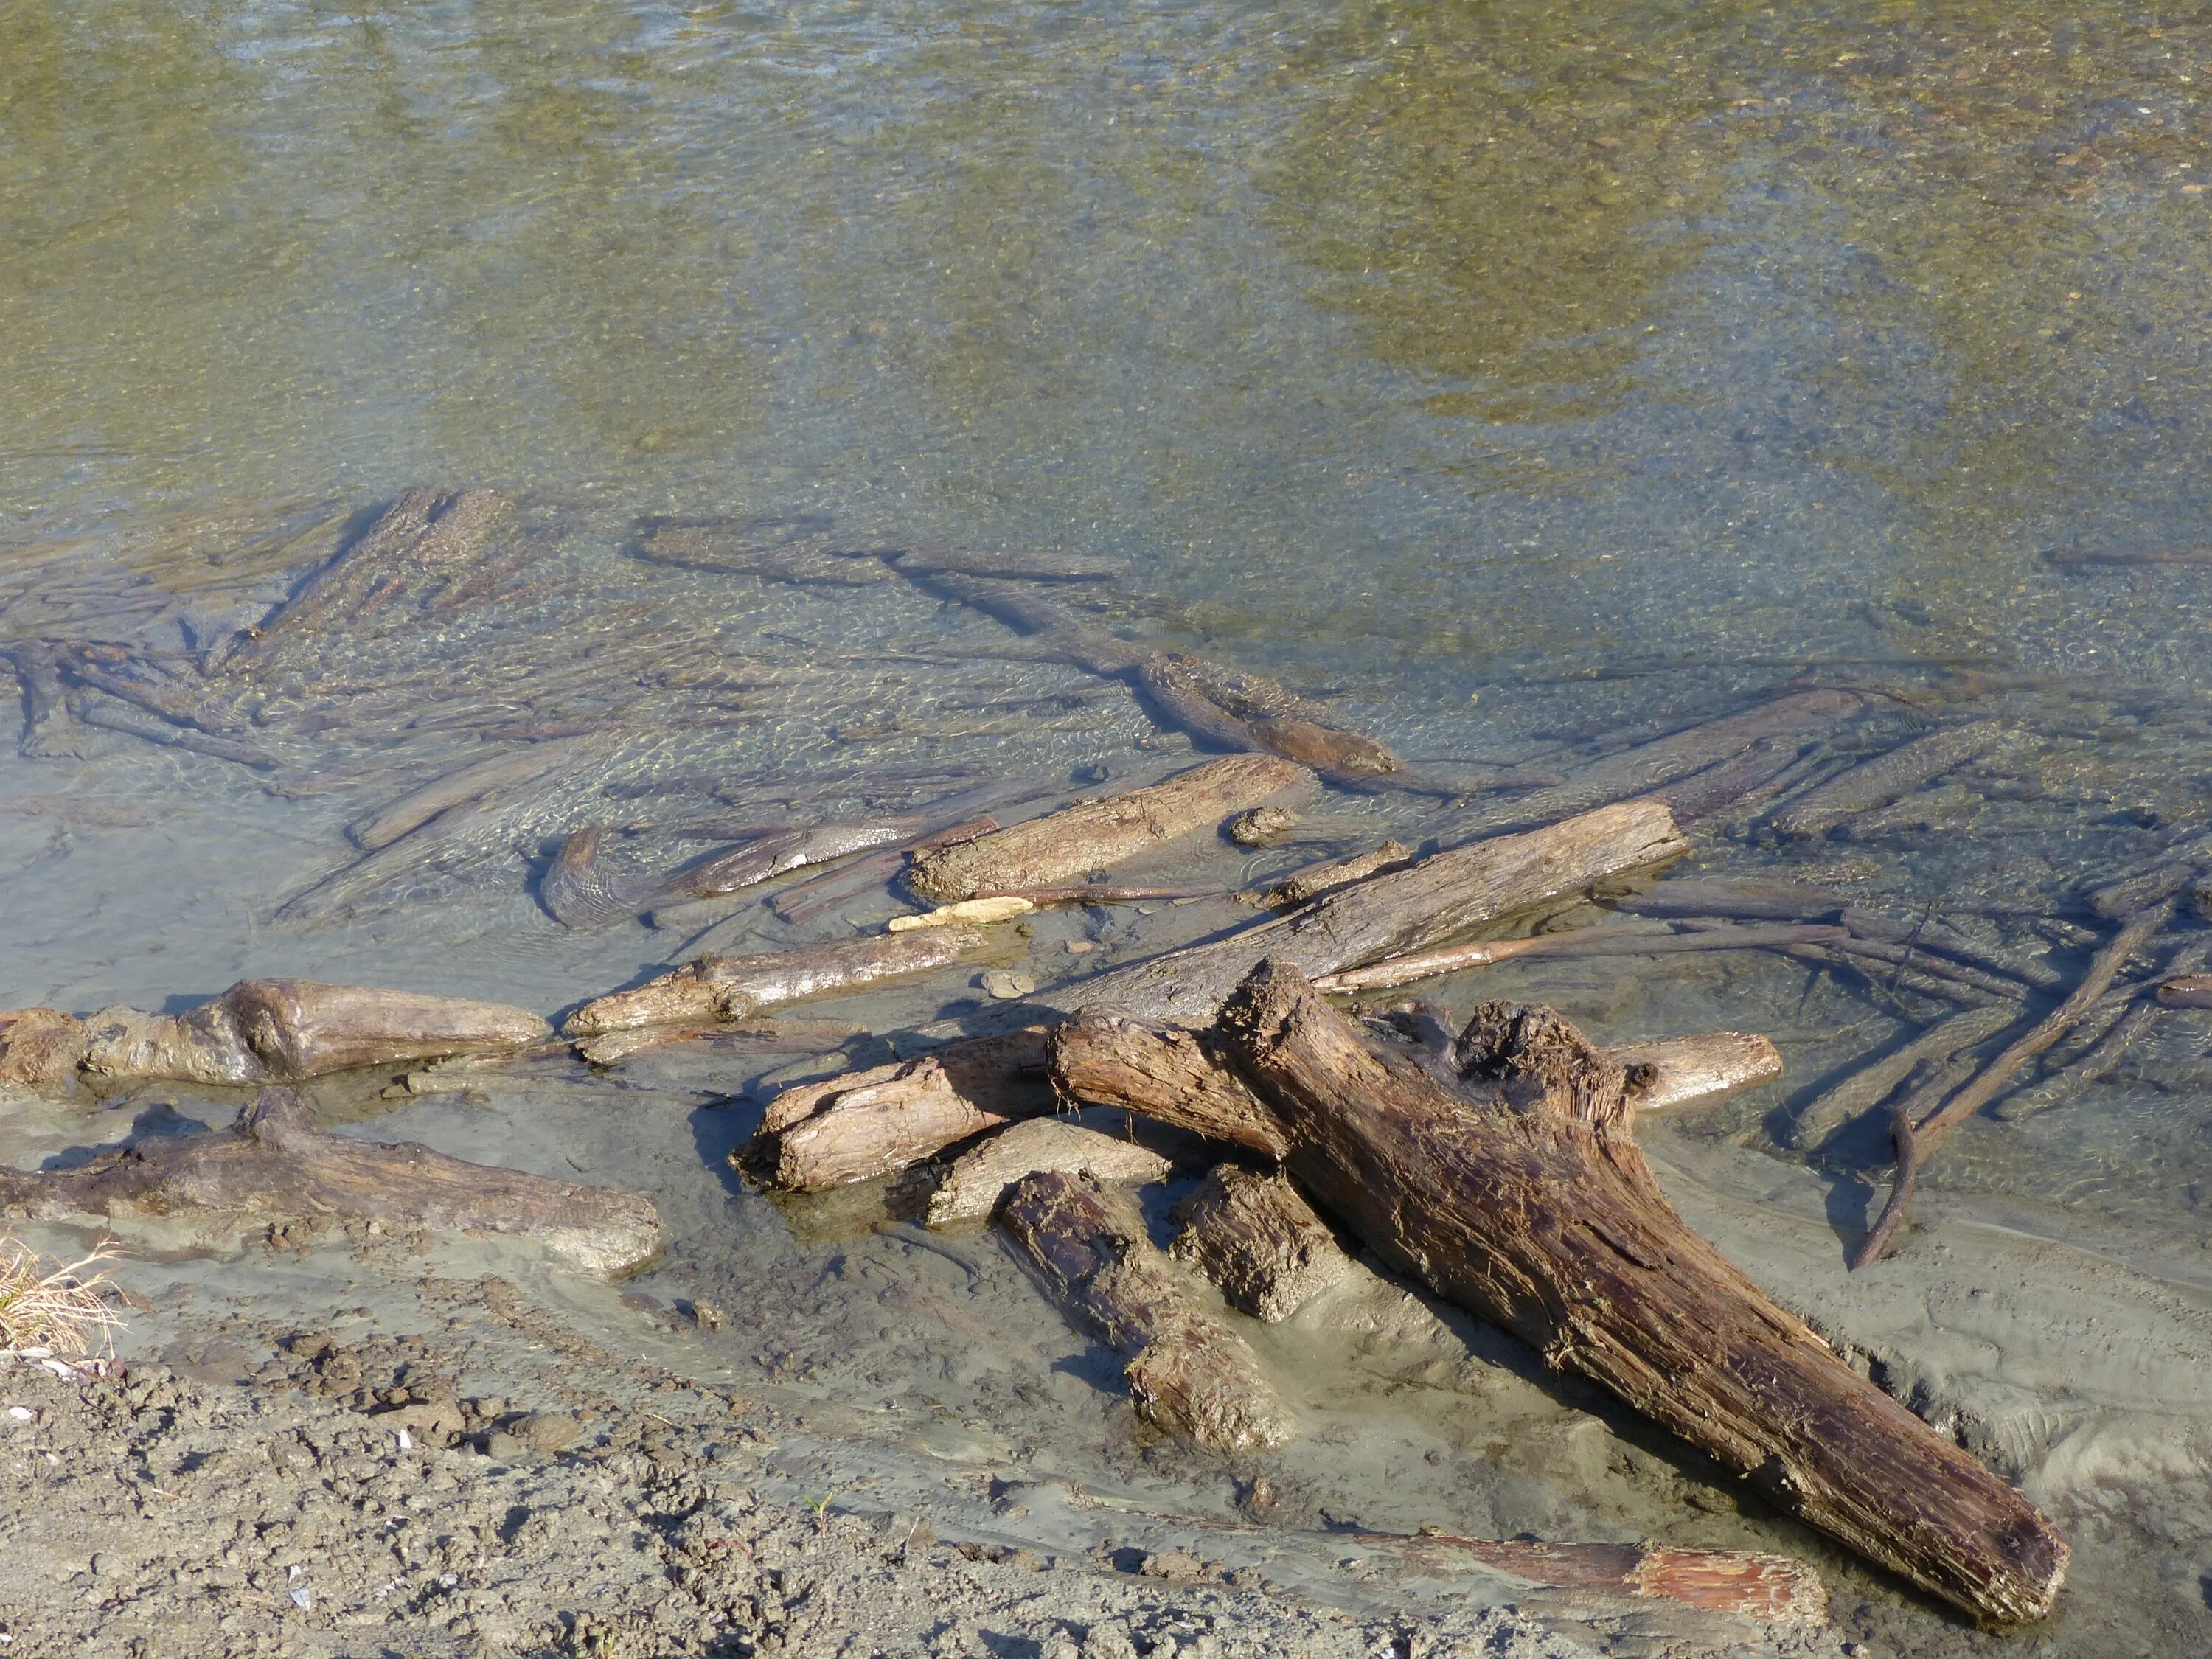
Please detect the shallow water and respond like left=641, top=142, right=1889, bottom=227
left=8, top=3, right=2212, bottom=1653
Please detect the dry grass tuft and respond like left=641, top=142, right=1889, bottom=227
left=0, top=1235, right=128, bottom=1357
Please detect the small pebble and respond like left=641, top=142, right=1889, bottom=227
left=981, top=970, right=1037, bottom=1000
left=1064, top=939, right=1096, bottom=955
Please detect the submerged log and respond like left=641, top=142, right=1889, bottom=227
left=564, top=928, right=995, bottom=1036
left=754, top=1027, right=1056, bottom=1189
left=0, top=1088, right=661, bottom=1277
left=1133, top=653, right=1400, bottom=785
left=1854, top=902, right=2173, bottom=1269
left=1062, top=964, right=2067, bottom=1624
left=2, top=642, right=88, bottom=758
left=1309, top=922, right=1845, bottom=995
left=998, top=1169, right=1296, bottom=1453
left=1170, top=1164, right=1350, bottom=1323
left=907, top=756, right=1312, bottom=904
left=354, top=741, right=585, bottom=851
left=1047, top=800, right=1690, bottom=1024
left=0, top=980, right=549, bottom=1088
left=1762, top=723, right=2003, bottom=841
left=71, top=695, right=280, bottom=769
left=925, top=1113, right=1172, bottom=1228
left=1354, top=1531, right=1826, bottom=1625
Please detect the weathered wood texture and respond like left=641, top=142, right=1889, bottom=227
left=1046, top=801, right=1690, bottom=1024
left=563, top=928, right=994, bottom=1036
left=907, top=756, right=1312, bottom=903
left=925, top=1113, right=1172, bottom=1228
left=998, top=1169, right=1295, bottom=1453
left=1613, top=1032, right=1784, bottom=1111
left=0, top=1089, right=661, bottom=1277
left=1246, top=841, right=1413, bottom=909
left=754, top=1028, right=1056, bottom=1190
left=1170, top=1164, right=1350, bottom=1322
left=0, top=980, right=549, bottom=1088
left=1059, top=965, right=2066, bottom=1624
left=1357, top=1532, right=1826, bottom=1625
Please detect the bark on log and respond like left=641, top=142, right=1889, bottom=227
left=1060, top=964, right=2067, bottom=1624
left=1762, top=723, right=2003, bottom=841
left=998, top=1169, right=1296, bottom=1453
left=1244, top=841, right=1414, bottom=908
left=1045, top=801, right=1689, bottom=1024
left=753, top=1027, right=1056, bottom=1189
left=925, top=1113, right=1172, bottom=1228
left=0, top=1088, right=661, bottom=1277
left=1170, top=1165, right=1351, bottom=1323
left=0, top=980, right=550, bottom=1088
left=907, top=756, right=1313, bottom=903
left=563, top=928, right=995, bottom=1036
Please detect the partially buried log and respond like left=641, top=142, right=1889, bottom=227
left=998, top=1169, right=1295, bottom=1453
left=563, top=928, right=995, bottom=1037
left=0, top=980, right=550, bottom=1088
left=1044, top=800, right=1689, bottom=1024
left=1309, top=922, right=1845, bottom=995
left=1054, top=964, right=2067, bottom=1625
left=925, top=1113, right=1171, bottom=1228
left=1354, top=1532, right=1825, bottom=1625
left=0, top=1088, right=661, bottom=1278
left=753, top=1027, right=1056, bottom=1190
left=1170, top=1165, right=1350, bottom=1323
left=907, top=756, right=1312, bottom=904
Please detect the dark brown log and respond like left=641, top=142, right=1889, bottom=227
left=754, top=1028, right=1056, bottom=1189
left=1048, top=801, right=1689, bottom=1024
left=998, top=1169, right=1295, bottom=1453
left=1245, top=841, right=1414, bottom=908
left=1762, top=723, right=2003, bottom=840
left=563, top=928, right=995, bottom=1036
left=908, top=756, right=1312, bottom=903
left=0, top=980, right=550, bottom=1088
left=925, top=1114, right=1171, bottom=1228
left=1170, top=1165, right=1350, bottom=1323
left=1067, top=963, right=2067, bottom=1624
left=1133, top=653, right=1401, bottom=785
left=0, top=1088, right=661, bottom=1278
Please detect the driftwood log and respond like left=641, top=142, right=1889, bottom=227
left=1170, top=1164, right=1350, bottom=1323
left=1762, top=723, right=2002, bottom=841
left=0, top=980, right=550, bottom=1088
left=1050, top=964, right=2067, bottom=1625
left=1309, top=922, right=1843, bottom=995
left=0, top=1089, right=661, bottom=1277
left=563, top=928, right=996, bottom=1036
left=1352, top=1531, right=1826, bottom=1625
left=752, top=1027, right=1056, bottom=1190
left=998, top=1169, right=1295, bottom=1453
left=925, top=1113, right=1171, bottom=1228
left=1046, top=800, right=1689, bottom=1024
left=906, top=756, right=1312, bottom=903
left=1245, top=841, right=1413, bottom=908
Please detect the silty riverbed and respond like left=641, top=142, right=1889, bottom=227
left=4, top=4, right=2212, bottom=1655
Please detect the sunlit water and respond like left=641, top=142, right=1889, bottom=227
left=8, top=4, right=2212, bottom=1653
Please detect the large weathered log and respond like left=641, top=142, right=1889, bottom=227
left=907, top=756, right=1313, bottom=903
left=1046, top=801, right=1689, bottom=1024
left=998, top=1169, right=1295, bottom=1453
left=563, top=928, right=995, bottom=1036
left=1762, top=722, right=2003, bottom=841
left=925, top=1113, right=1171, bottom=1228
left=0, top=980, right=550, bottom=1088
left=1061, top=964, right=2067, bottom=1624
left=753, top=1027, right=1056, bottom=1189
left=1170, top=1164, right=1350, bottom=1323
left=0, top=1088, right=661, bottom=1277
